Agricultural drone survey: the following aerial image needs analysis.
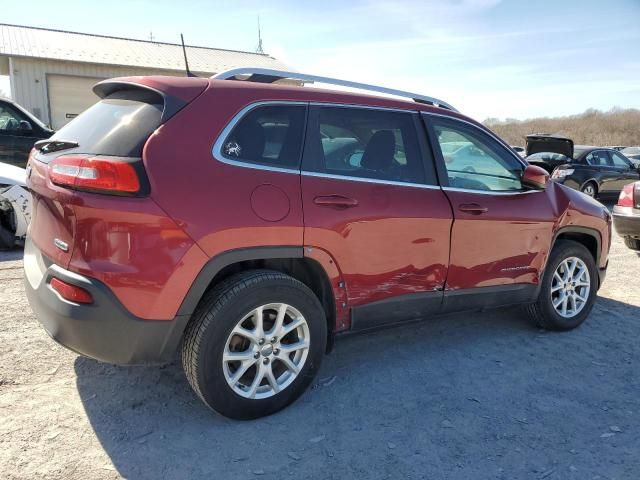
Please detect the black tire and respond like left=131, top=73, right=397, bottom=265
left=525, top=240, right=598, bottom=331
left=182, top=270, right=327, bottom=420
left=623, top=237, right=640, bottom=251
left=580, top=181, right=598, bottom=198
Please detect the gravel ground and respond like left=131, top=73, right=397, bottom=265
left=1, top=214, right=639, bottom=480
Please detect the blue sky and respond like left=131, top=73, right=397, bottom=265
left=1, top=0, right=639, bottom=120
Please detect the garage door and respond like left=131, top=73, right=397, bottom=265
left=47, top=75, right=103, bottom=130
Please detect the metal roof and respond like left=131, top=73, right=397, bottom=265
left=0, top=23, right=289, bottom=74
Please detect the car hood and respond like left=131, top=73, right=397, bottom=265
left=0, top=163, right=27, bottom=187
left=526, top=135, right=574, bottom=158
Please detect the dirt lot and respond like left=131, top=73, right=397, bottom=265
left=1, top=215, right=639, bottom=480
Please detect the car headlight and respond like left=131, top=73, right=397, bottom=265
left=552, top=168, right=574, bottom=178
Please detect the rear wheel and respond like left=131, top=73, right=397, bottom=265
left=580, top=182, right=597, bottom=198
left=624, top=237, right=640, bottom=251
left=525, top=240, right=597, bottom=331
left=182, top=270, right=326, bottom=419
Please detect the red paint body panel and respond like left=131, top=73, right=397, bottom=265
left=444, top=190, right=555, bottom=290
left=26, top=76, right=612, bottom=334
left=141, top=87, right=305, bottom=256
left=301, top=175, right=453, bottom=317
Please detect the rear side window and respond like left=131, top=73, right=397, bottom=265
left=220, top=105, right=306, bottom=169
left=610, top=151, right=631, bottom=168
left=43, top=89, right=163, bottom=160
left=302, top=106, right=428, bottom=184
left=585, top=151, right=609, bottom=166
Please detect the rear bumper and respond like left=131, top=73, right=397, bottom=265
left=24, top=237, right=190, bottom=365
left=613, top=205, right=640, bottom=238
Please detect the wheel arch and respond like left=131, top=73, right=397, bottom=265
left=177, top=247, right=337, bottom=351
left=548, top=226, right=601, bottom=284
left=580, top=178, right=599, bottom=194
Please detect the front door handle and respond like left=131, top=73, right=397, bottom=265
left=458, top=203, right=488, bottom=215
left=314, top=195, right=359, bottom=209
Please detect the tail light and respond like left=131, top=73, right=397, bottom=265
left=551, top=168, right=574, bottom=179
left=48, top=155, right=144, bottom=195
left=50, top=277, right=93, bottom=304
left=617, top=183, right=638, bottom=207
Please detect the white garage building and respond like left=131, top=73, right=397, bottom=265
left=0, top=23, right=289, bottom=129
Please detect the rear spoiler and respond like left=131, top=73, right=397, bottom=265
left=93, top=77, right=208, bottom=123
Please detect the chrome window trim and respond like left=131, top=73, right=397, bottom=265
left=301, top=170, right=441, bottom=190
left=421, top=111, right=528, bottom=168
left=211, top=101, right=544, bottom=195
left=211, top=100, right=307, bottom=175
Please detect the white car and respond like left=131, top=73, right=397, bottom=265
left=0, top=163, right=31, bottom=249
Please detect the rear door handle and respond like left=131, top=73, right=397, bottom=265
left=458, top=203, right=488, bottom=215
left=313, top=195, right=359, bottom=209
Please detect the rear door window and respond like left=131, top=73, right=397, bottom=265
left=610, top=151, right=631, bottom=168
left=302, top=106, right=431, bottom=184
left=220, top=105, right=306, bottom=169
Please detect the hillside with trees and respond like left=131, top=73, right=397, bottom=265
left=483, top=108, right=640, bottom=148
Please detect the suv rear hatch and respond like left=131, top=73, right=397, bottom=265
left=525, top=134, right=574, bottom=158
left=26, top=76, right=208, bottom=268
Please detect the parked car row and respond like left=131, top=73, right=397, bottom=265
left=521, top=134, right=640, bottom=199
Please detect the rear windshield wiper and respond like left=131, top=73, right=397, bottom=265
left=34, top=139, right=79, bottom=154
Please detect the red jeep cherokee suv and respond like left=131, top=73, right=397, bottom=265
left=24, top=69, right=611, bottom=419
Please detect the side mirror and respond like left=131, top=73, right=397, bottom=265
left=18, top=120, right=33, bottom=134
left=522, top=164, right=549, bottom=190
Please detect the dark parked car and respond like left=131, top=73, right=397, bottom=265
left=525, top=133, right=573, bottom=173
left=613, top=181, right=640, bottom=251
left=25, top=69, right=611, bottom=419
left=551, top=146, right=640, bottom=198
left=0, top=98, right=54, bottom=168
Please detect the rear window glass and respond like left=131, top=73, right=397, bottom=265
left=43, top=90, right=163, bottom=160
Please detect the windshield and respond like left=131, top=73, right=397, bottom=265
left=622, top=147, right=640, bottom=155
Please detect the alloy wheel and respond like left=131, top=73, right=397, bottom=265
left=550, top=257, right=591, bottom=318
left=222, top=303, right=310, bottom=399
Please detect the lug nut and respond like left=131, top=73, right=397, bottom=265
left=271, top=337, right=277, bottom=343
left=259, top=338, right=265, bottom=345
left=263, top=358, right=270, bottom=365
left=273, top=348, right=280, bottom=356
left=254, top=352, right=260, bottom=359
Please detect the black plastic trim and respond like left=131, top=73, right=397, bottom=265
left=351, top=291, right=443, bottom=332
left=442, top=283, right=538, bottom=313
left=350, top=283, right=540, bottom=332
left=550, top=225, right=602, bottom=268
left=176, top=246, right=304, bottom=316
left=24, top=238, right=189, bottom=365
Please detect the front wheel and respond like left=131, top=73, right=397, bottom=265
left=525, top=240, right=598, bottom=331
left=182, top=270, right=327, bottom=419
